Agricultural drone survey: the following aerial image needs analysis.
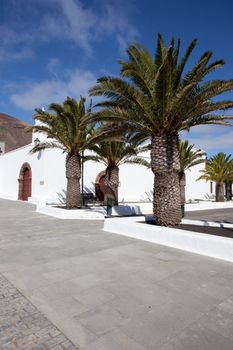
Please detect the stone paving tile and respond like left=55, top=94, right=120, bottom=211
left=197, top=306, right=233, bottom=341
left=85, top=329, right=148, bottom=350
left=0, top=274, right=78, bottom=350
left=159, top=322, right=233, bottom=350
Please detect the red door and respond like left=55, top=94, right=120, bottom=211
left=95, top=174, right=106, bottom=201
left=22, top=168, right=31, bottom=201
left=99, top=175, right=106, bottom=200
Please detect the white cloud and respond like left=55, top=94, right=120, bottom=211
left=98, top=3, right=139, bottom=53
left=47, top=58, right=61, bottom=78
left=0, top=26, right=33, bottom=46
left=181, top=129, right=233, bottom=152
left=41, top=0, right=96, bottom=53
left=41, top=0, right=139, bottom=54
left=10, top=69, right=96, bottom=111
left=0, top=47, right=33, bottom=62
left=0, top=0, right=138, bottom=62
left=0, top=26, right=34, bottom=62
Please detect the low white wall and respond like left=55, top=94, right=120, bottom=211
left=117, top=202, right=152, bottom=214
left=117, top=200, right=233, bottom=215
left=185, top=201, right=233, bottom=211
left=104, top=217, right=233, bottom=263
left=110, top=204, right=142, bottom=216
left=37, top=205, right=105, bottom=220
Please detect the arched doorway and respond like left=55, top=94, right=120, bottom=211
left=18, top=163, right=32, bottom=201
left=95, top=171, right=106, bottom=201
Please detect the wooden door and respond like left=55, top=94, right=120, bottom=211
left=95, top=174, right=105, bottom=201
left=22, top=168, right=31, bottom=201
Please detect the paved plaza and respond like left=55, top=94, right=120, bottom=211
left=0, top=199, right=233, bottom=349
left=185, top=208, right=233, bottom=223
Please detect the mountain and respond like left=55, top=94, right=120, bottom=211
left=0, top=113, right=32, bottom=153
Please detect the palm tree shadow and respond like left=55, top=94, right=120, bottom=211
left=56, top=189, right=67, bottom=204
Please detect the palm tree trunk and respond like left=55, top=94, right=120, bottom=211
left=179, top=171, right=186, bottom=205
left=151, top=134, right=181, bottom=226
left=225, top=181, right=232, bottom=201
left=66, top=154, right=81, bottom=208
left=216, top=183, right=225, bottom=202
left=104, top=165, right=119, bottom=206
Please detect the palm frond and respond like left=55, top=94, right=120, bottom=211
left=30, top=141, right=65, bottom=154
left=179, top=140, right=206, bottom=171
left=29, top=96, right=110, bottom=157
left=123, top=157, right=151, bottom=168
left=83, top=155, right=106, bottom=165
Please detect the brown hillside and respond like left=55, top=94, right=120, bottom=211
left=0, top=113, right=32, bottom=153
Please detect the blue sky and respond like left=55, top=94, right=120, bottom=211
left=0, top=0, right=233, bottom=155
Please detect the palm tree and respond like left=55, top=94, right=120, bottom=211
left=86, top=140, right=150, bottom=206
left=28, top=96, right=107, bottom=209
left=89, top=33, right=233, bottom=226
left=179, top=140, right=206, bottom=212
left=198, top=152, right=233, bottom=202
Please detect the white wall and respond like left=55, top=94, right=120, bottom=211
left=0, top=143, right=211, bottom=204
left=185, top=162, right=210, bottom=201
left=41, top=149, right=66, bottom=203
left=119, top=162, right=153, bottom=202
left=118, top=151, right=211, bottom=202
left=0, top=144, right=45, bottom=201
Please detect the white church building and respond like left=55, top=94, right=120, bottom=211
left=0, top=126, right=212, bottom=207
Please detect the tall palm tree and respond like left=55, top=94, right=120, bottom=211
left=28, top=96, right=107, bottom=208
left=86, top=140, right=150, bottom=206
left=198, top=152, right=233, bottom=202
left=89, top=33, right=233, bottom=225
left=179, top=140, right=206, bottom=210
